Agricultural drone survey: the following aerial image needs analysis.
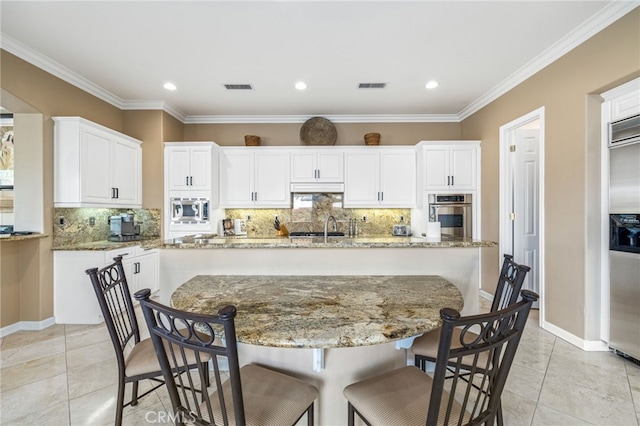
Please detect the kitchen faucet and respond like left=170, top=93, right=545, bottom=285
left=324, top=215, right=338, bottom=243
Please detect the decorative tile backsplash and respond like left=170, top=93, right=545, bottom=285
left=226, top=193, right=410, bottom=237
left=53, top=208, right=160, bottom=246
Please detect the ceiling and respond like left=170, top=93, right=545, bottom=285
left=1, top=1, right=637, bottom=123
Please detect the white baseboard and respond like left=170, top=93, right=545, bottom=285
left=0, top=317, right=56, bottom=338
left=479, top=289, right=494, bottom=301
left=542, top=320, right=609, bottom=352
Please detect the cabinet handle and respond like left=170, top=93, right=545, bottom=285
left=380, top=192, right=384, bottom=201
left=186, top=176, right=189, bottom=186
left=190, top=176, right=193, bottom=186
left=254, top=192, right=258, bottom=201
left=316, top=169, right=320, bottom=179
left=447, top=176, right=450, bottom=186
left=451, top=176, right=454, bottom=186
left=115, top=188, right=119, bottom=199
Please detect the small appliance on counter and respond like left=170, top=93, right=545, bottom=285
left=392, top=218, right=411, bottom=236
left=109, top=213, right=141, bottom=242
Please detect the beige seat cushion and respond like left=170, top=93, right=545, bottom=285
left=411, top=327, right=489, bottom=367
left=125, top=337, right=213, bottom=377
left=204, top=364, right=318, bottom=426
left=343, top=365, right=467, bottom=426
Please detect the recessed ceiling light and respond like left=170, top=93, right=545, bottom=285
left=295, top=81, right=307, bottom=90
left=163, top=82, right=177, bottom=91
left=425, top=81, right=439, bottom=89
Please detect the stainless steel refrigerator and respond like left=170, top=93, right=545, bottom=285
left=608, top=115, right=640, bottom=363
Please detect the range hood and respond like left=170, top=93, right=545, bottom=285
left=290, top=183, right=345, bottom=193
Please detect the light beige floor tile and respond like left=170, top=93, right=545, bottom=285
left=0, top=373, right=68, bottom=423
left=546, top=350, right=631, bottom=397
left=0, top=324, right=66, bottom=350
left=504, top=362, right=545, bottom=402
left=65, top=324, right=111, bottom=351
left=0, top=352, right=67, bottom=391
left=552, top=338, right=628, bottom=374
left=0, top=336, right=66, bottom=369
left=532, top=403, right=599, bottom=425
left=67, top=357, right=119, bottom=400
left=500, top=389, right=537, bottom=425
left=626, top=361, right=640, bottom=421
left=65, top=338, right=116, bottom=370
left=538, top=375, right=636, bottom=425
left=2, top=399, right=71, bottom=426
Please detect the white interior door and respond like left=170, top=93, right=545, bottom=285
left=510, top=126, right=541, bottom=301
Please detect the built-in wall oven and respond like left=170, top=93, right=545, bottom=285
left=428, top=194, right=472, bottom=238
left=609, top=116, right=640, bottom=364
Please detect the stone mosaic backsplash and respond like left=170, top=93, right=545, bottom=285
left=226, top=193, right=410, bottom=237
left=53, top=208, right=161, bottom=246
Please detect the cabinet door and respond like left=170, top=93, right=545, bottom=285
left=81, top=127, right=113, bottom=203
left=254, top=152, right=290, bottom=206
left=450, top=147, right=477, bottom=190
left=189, top=146, right=212, bottom=190
left=290, top=151, right=317, bottom=182
left=134, top=250, right=159, bottom=293
left=344, top=151, right=380, bottom=207
left=167, top=147, right=192, bottom=191
left=423, top=147, right=450, bottom=190
left=220, top=150, right=254, bottom=207
left=111, top=137, right=140, bottom=205
left=317, top=151, right=344, bottom=182
left=380, top=150, right=416, bottom=207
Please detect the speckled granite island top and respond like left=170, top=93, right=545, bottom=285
left=171, top=275, right=464, bottom=349
left=155, top=235, right=496, bottom=249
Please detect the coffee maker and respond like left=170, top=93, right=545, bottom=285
left=109, top=213, right=141, bottom=241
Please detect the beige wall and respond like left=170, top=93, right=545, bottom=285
left=183, top=122, right=460, bottom=146
left=460, top=9, right=640, bottom=339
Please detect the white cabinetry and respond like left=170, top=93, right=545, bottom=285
left=54, top=246, right=159, bottom=324
left=165, top=143, right=215, bottom=192
left=420, top=141, right=480, bottom=191
left=290, top=149, right=344, bottom=183
left=53, top=117, right=142, bottom=207
left=220, top=148, right=290, bottom=207
left=344, top=148, right=416, bottom=207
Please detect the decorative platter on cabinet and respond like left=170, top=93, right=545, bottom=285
left=300, top=117, right=337, bottom=145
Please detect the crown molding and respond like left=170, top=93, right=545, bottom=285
left=1, top=34, right=126, bottom=109
left=3, top=1, right=637, bottom=125
left=122, top=100, right=187, bottom=122
left=458, top=1, right=639, bottom=120
left=183, top=114, right=460, bottom=124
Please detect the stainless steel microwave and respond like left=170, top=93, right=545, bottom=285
left=170, top=197, right=210, bottom=224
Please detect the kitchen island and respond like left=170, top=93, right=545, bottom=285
left=171, top=274, right=464, bottom=426
left=154, top=235, right=495, bottom=317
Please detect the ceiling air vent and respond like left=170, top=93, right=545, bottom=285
left=224, top=84, right=253, bottom=90
left=358, top=83, right=387, bottom=89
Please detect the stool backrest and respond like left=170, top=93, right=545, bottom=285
left=490, top=254, right=531, bottom=312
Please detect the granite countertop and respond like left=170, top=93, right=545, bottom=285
left=0, top=233, right=49, bottom=243
left=53, top=234, right=496, bottom=250
left=155, top=234, right=496, bottom=249
left=171, top=275, right=464, bottom=349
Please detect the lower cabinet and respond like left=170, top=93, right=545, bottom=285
left=53, top=246, right=159, bottom=324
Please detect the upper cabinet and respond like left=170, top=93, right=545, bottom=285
left=219, top=148, right=290, bottom=208
left=344, top=147, right=416, bottom=207
left=53, top=117, right=142, bottom=208
left=165, top=143, right=215, bottom=192
left=419, top=141, right=480, bottom=191
left=290, top=148, right=344, bottom=183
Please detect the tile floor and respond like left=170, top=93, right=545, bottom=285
left=1, top=300, right=639, bottom=425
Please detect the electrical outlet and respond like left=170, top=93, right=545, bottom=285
left=361, top=215, right=366, bottom=222
left=58, top=216, right=65, bottom=226
left=247, top=215, right=251, bottom=221
left=400, top=215, right=404, bottom=222
left=89, top=217, right=96, bottom=226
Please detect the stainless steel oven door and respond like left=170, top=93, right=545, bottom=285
left=430, top=204, right=472, bottom=238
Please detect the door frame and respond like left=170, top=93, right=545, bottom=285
left=499, top=107, right=546, bottom=327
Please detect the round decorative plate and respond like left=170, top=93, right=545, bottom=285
left=300, top=117, right=337, bottom=145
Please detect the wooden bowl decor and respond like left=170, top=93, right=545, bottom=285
left=364, top=132, right=380, bottom=146
left=244, top=135, right=261, bottom=146
left=300, top=117, right=337, bottom=145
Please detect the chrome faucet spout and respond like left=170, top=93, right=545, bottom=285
left=324, top=215, right=338, bottom=243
